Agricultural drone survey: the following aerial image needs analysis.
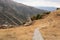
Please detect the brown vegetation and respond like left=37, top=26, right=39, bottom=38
left=0, top=10, right=60, bottom=40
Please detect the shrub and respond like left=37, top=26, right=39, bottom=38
left=31, top=14, right=42, bottom=21
left=31, top=16, right=36, bottom=21
left=36, top=14, right=42, bottom=20
left=56, top=8, right=60, bottom=10
left=45, top=11, right=50, bottom=14
left=31, top=12, right=51, bottom=21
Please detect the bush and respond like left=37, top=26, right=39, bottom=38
left=56, top=8, right=60, bottom=10
left=31, top=14, right=42, bottom=21
left=45, top=11, right=50, bottom=14
left=31, top=16, right=36, bottom=21
left=31, top=12, right=51, bottom=21
left=36, top=14, right=42, bottom=20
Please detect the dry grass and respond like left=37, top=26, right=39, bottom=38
left=0, top=19, right=43, bottom=40
left=0, top=10, right=60, bottom=40
left=40, top=10, right=60, bottom=40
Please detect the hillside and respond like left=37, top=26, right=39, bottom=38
left=40, top=10, right=60, bottom=40
left=0, top=0, right=46, bottom=25
left=0, top=9, right=60, bottom=40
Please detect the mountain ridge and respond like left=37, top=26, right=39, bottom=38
left=0, top=0, right=46, bottom=26
left=36, top=7, right=56, bottom=11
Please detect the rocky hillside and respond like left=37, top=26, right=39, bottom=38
left=0, top=0, right=46, bottom=25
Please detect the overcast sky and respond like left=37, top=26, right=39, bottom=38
left=13, top=0, right=60, bottom=8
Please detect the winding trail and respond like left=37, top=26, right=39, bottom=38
left=33, top=28, right=44, bottom=40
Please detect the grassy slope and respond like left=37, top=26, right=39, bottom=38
left=0, top=10, right=60, bottom=40
left=40, top=10, right=60, bottom=40
left=0, top=20, right=41, bottom=40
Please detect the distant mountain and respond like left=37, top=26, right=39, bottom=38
left=0, top=0, right=46, bottom=25
left=36, top=7, right=57, bottom=11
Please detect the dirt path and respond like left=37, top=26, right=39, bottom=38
left=33, top=28, right=44, bottom=40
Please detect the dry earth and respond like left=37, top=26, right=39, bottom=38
left=0, top=10, right=60, bottom=40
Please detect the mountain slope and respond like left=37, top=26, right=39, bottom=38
left=0, top=10, right=60, bottom=40
left=0, top=0, right=46, bottom=25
